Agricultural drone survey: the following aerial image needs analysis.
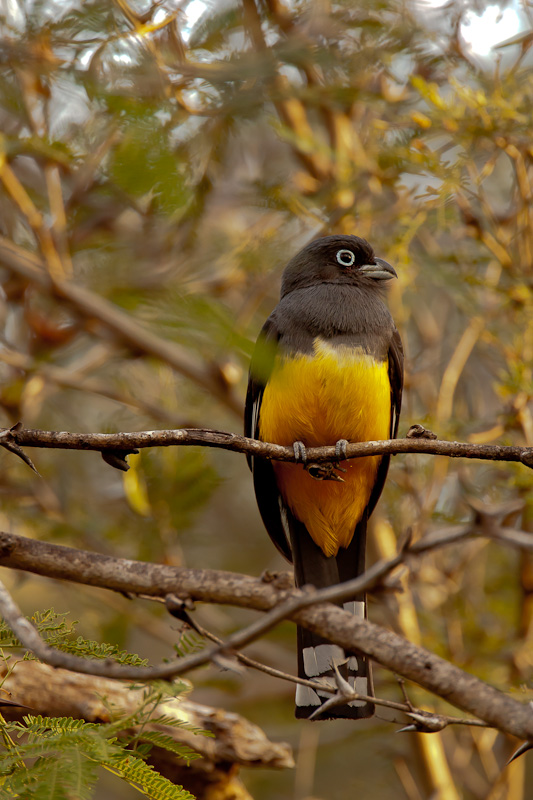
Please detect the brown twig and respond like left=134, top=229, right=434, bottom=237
left=2, top=424, right=533, bottom=470
left=187, top=613, right=490, bottom=730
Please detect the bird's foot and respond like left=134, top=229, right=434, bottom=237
left=334, top=439, right=350, bottom=461
left=293, top=440, right=308, bottom=463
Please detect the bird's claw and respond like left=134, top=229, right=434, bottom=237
left=293, top=440, right=308, bottom=463
left=296, top=439, right=349, bottom=480
left=335, top=439, right=349, bottom=461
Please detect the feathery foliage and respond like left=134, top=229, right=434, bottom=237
left=0, top=687, right=206, bottom=799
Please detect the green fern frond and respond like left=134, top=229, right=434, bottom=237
left=0, top=610, right=147, bottom=666
left=66, top=637, right=148, bottom=665
left=2, top=750, right=98, bottom=799
left=135, top=731, right=202, bottom=764
left=2, top=726, right=115, bottom=769
left=105, top=753, right=195, bottom=800
left=21, top=715, right=101, bottom=737
left=172, top=631, right=205, bottom=659
left=145, top=715, right=213, bottom=738
left=0, top=619, right=207, bottom=799
left=132, top=679, right=192, bottom=698
left=0, top=625, right=22, bottom=649
left=1, top=694, right=206, bottom=797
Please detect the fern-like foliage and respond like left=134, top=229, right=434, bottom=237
left=0, top=611, right=211, bottom=799
left=0, top=609, right=148, bottom=666
left=172, top=630, right=206, bottom=660
left=0, top=708, right=200, bottom=799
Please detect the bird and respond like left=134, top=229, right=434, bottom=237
left=245, top=234, right=403, bottom=720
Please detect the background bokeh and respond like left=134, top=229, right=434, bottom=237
left=1, top=0, right=533, bottom=797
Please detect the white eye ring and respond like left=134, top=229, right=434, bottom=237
left=336, top=249, right=355, bottom=267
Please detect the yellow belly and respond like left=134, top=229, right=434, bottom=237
left=259, top=339, right=391, bottom=557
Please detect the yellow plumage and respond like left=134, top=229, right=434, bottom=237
left=259, top=339, right=391, bottom=557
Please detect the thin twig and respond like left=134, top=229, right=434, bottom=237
left=0, top=544, right=404, bottom=682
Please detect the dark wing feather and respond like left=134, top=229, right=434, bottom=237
left=366, top=326, right=404, bottom=516
left=388, top=326, right=404, bottom=439
left=245, top=318, right=293, bottom=562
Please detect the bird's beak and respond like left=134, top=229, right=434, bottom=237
left=359, top=258, right=397, bottom=281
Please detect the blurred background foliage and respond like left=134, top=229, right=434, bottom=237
left=1, top=0, right=533, bottom=797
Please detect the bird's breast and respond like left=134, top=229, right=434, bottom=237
left=258, top=338, right=391, bottom=556
left=259, top=338, right=390, bottom=447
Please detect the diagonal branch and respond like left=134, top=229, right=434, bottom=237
left=0, top=544, right=404, bottom=682
left=1, top=531, right=533, bottom=741
left=176, top=611, right=491, bottom=732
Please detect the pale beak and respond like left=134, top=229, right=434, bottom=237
left=359, top=258, right=397, bottom=281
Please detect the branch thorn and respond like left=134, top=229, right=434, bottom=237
left=507, top=741, right=533, bottom=763
left=0, top=424, right=40, bottom=475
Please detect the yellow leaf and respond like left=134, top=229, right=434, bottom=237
left=123, top=454, right=151, bottom=517
left=410, top=110, right=432, bottom=129
left=443, top=118, right=459, bottom=133
left=411, top=76, right=447, bottom=110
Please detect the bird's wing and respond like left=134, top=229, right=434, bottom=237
left=366, top=326, right=404, bottom=516
left=388, top=326, right=404, bottom=440
left=245, top=317, right=293, bottom=561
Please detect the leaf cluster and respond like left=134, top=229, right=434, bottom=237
left=0, top=623, right=211, bottom=800
left=0, top=609, right=148, bottom=666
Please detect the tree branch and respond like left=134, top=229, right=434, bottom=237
left=1, top=424, right=533, bottom=469
left=0, top=660, right=295, bottom=773
left=0, top=543, right=404, bottom=681
left=1, top=531, right=533, bottom=741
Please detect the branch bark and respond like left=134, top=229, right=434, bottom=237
left=1, top=531, right=533, bottom=741
left=2, top=424, right=533, bottom=468
left=0, top=660, right=294, bottom=769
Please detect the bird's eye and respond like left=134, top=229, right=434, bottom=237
left=336, top=249, right=355, bottom=267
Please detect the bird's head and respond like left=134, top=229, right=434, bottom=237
left=280, top=235, right=397, bottom=298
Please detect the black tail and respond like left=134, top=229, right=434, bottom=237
left=289, top=514, right=374, bottom=720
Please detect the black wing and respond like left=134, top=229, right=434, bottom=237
left=388, top=326, right=404, bottom=440
left=245, top=317, right=293, bottom=562
left=366, top=326, right=404, bottom=517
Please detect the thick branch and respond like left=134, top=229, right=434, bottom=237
left=3, top=425, right=533, bottom=468
left=0, top=660, right=294, bottom=774
left=1, top=531, right=533, bottom=740
left=0, top=661, right=294, bottom=798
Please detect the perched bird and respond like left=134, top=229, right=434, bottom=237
left=245, top=235, right=403, bottom=720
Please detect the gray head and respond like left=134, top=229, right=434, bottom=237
left=281, top=235, right=397, bottom=298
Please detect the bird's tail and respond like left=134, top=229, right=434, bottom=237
left=289, top=516, right=374, bottom=720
